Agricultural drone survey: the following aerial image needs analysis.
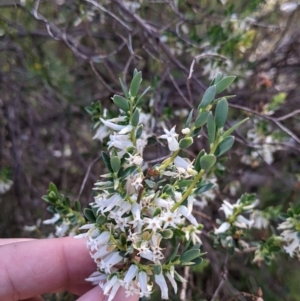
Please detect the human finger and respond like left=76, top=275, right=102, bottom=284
left=0, top=239, right=35, bottom=246
left=0, top=237, right=95, bottom=301
left=76, top=285, right=139, bottom=301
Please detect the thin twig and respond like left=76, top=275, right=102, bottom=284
left=78, top=154, right=102, bottom=200
left=211, top=254, right=228, bottom=301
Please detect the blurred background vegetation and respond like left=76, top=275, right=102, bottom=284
left=1, top=0, right=300, bottom=300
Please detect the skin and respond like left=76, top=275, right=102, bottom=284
left=0, top=238, right=139, bottom=301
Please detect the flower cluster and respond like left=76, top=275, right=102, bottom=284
left=73, top=71, right=244, bottom=300
left=278, top=205, right=300, bottom=259
left=43, top=71, right=256, bottom=299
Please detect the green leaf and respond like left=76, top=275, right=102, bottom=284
left=154, top=265, right=162, bottom=275
left=110, top=156, right=121, bottom=173
left=120, top=233, right=127, bottom=245
left=207, top=113, right=215, bottom=144
left=195, top=111, right=209, bottom=128
left=223, top=118, right=249, bottom=138
left=216, top=76, right=236, bottom=94
left=177, top=180, right=194, bottom=188
left=145, top=179, right=156, bottom=188
left=161, top=229, right=173, bottom=239
left=198, top=85, right=216, bottom=109
left=153, top=207, right=162, bottom=217
left=180, top=249, right=201, bottom=263
left=131, top=108, right=140, bottom=127
left=189, top=257, right=203, bottom=266
left=215, top=136, right=235, bottom=157
left=119, top=78, right=129, bottom=98
left=135, top=124, right=143, bottom=139
left=112, top=95, right=130, bottom=112
left=194, top=149, right=205, bottom=172
left=195, top=182, right=215, bottom=194
left=96, top=215, right=106, bottom=225
left=214, top=72, right=223, bottom=84
left=130, top=71, right=142, bottom=97
left=200, top=155, right=216, bottom=170
left=215, top=98, right=228, bottom=129
left=167, top=243, right=180, bottom=263
left=74, top=200, right=81, bottom=212
left=101, top=152, right=113, bottom=173
left=118, top=165, right=138, bottom=179
left=185, top=109, right=194, bottom=128
left=179, top=137, right=193, bottom=149
left=174, top=270, right=186, bottom=282
left=84, top=208, right=96, bottom=222
left=49, top=182, right=59, bottom=197
left=49, top=191, right=57, bottom=200
left=42, top=195, right=56, bottom=204
left=136, top=86, right=151, bottom=106
left=190, top=126, right=202, bottom=137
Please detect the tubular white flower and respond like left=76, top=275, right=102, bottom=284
left=85, top=271, right=107, bottom=285
left=215, top=222, right=230, bottom=234
left=220, top=200, right=234, bottom=218
left=93, top=126, right=110, bottom=141
left=174, top=156, right=193, bottom=170
left=138, top=271, right=149, bottom=296
left=100, top=118, right=127, bottom=131
left=155, top=273, right=169, bottom=299
left=43, top=213, right=60, bottom=224
left=123, top=264, right=139, bottom=284
left=103, top=275, right=118, bottom=295
left=235, top=215, right=254, bottom=228
left=178, top=205, right=199, bottom=227
left=166, top=272, right=177, bottom=293
left=159, top=126, right=179, bottom=151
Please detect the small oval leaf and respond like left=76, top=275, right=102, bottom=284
left=179, top=137, right=193, bottom=149
left=130, top=71, right=142, bottom=97
left=112, top=95, right=130, bottom=112
left=198, top=85, right=216, bottom=109
left=200, top=154, right=216, bottom=170
left=195, top=111, right=209, bottom=128
left=194, top=149, right=205, bottom=172
left=131, top=108, right=140, bottom=127
left=215, top=136, right=235, bottom=157
left=207, top=113, right=216, bottom=144
left=215, top=98, right=228, bottom=129
left=180, top=249, right=201, bottom=263
left=110, top=156, right=121, bottom=173
left=216, top=76, right=236, bottom=94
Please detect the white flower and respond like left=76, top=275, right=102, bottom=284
left=93, top=126, right=110, bottom=141
left=155, top=273, right=169, bottom=299
left=235, top=215, right=254, bottom=228
left=123, top=264, right=139, bottom=285
left=281, top=231, right=300, bottom=257
left=174, top=156, right=193, bottom=170
left=100, top=252, right=123, bottom=273
left=85, top=271, right=107, bottom=285
left=107, top=133, right=133, bottom=151
left=280, top=2, right=298, bottom=13
left=144, top=216, right=162, bottom=232
left=159, top=126, right=179, bottom=151
left=161, top=210, right=182, bottom=229
left=100, top=118, right=126, bottom=131
left=43, top=213, right=60, bottom=225
left=127, top=153, right=143, bottom=166
left=103, top=275, right=121, bottom=301
left=215, top=222, right=230, bottom=234
left=138, top=271, right=151, bottom=297
left=178, top=206, right=199, bottom=227
left=166, top=272, right=177, bottom=293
